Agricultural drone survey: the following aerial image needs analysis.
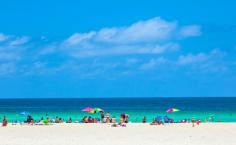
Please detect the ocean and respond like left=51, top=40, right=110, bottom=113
left=1, top=97, right=236, bottom=122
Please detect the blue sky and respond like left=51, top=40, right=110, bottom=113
left=0, top=0, right=236, bottom=98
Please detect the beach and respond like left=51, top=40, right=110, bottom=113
left=0, top=123, right=235, bottom=145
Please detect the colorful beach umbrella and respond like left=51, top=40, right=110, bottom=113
left=166, top=108, right=180, bottom=113
left=82, top=107, right=94, bottom=112
left=89, top=110, right=96, bottom=114
left=43, top=120, right=49, bottom=125
left=94, top=108, right=103, bottom=112
left=88, top=108, right=104, bottom=114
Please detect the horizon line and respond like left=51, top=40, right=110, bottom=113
left=0, top=96, right=236, bottom=99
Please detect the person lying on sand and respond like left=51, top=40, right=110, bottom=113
left=150, top=118, right=157, bottom=125
left=111, top=123, right=118, bottom=127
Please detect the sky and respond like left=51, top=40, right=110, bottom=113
left=0, top=0, right=236, bottom=98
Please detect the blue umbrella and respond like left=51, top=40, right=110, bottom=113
left=156, top=116, right=163, bottom=121
left=19, top=111, right=30, bottom=115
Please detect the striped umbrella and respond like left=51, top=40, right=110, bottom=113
left=166, top=108, right=180, bottom=113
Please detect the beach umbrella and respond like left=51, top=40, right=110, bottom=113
left=166, top=108, right=180, bottom=113
left=156, top=115, right=163, bottom=121
left=89, top=110, right=96, bottom=114
left=94, top=108, right=103, bottom=113
left=19, top=111, right=30, bottom=115
left=82, top=107, right=94, bottom=112
left=43, top=120, right=49, bottom=125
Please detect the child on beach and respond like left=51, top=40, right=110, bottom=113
left=2, top=116, right=7, bottom=126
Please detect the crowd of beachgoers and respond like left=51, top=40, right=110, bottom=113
left=1, top=111, right=213, bottom=127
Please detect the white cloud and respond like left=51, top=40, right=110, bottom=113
left=0, top=63, right=16, bottom=75
left=68, top=43, right=180, bottom=58
left=64, top=17, right=178, bottom=46
left=0, top=37, right=29, bottom=62
left=179, top=25, right=202, bottom=38
left=140, top=57, right=167, bottom=70
left=176, top=49, right=229, bottom=73
left=178, top=53, right=208, bottom=65
left=177, top=49, right=225, bottom=66
left=0, top=52, right=20, bottom=61
left=9, top=36, right=30, bottom=46
left=62, top=17, right=201, bottom=58
left=39, top=45, right=57, bottom=55
left=126, top=58, right=139, bottom=64
left=65, top=32, right=96, bottom=46
left=0, top=18, right=204, bottom=76
left=0, top=33, right=9, bottom=42
left=95, top=17, right=177, bottom=44
left=40, top=36, right=48, bottom=41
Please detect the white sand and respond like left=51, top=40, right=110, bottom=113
left=0, top=123, right=235, bottom=145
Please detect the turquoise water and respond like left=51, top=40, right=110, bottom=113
left=0, top=98, right=236, bottom=122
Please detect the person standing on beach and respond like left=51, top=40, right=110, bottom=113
left=142, top=116, right=147, bottom=123
left=124, top=114, right=129, bottom=123
left=192, top=117, right=196, bottom=127
left=68, top=117, right=72, bottom=123
left=101, top=111, right=105, bottom=122
left=2, top=116, right=7, bottom=126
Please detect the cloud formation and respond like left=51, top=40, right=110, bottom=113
left=140, top=57, right=167, bottom=70
left=0, top=34, right=31, bottom=75
left=61, top=17, right=201, bottom=57
left=178, top=25, right=202, bottom=38
left=3, top=17, right=230, bottom=77
left=0, top=33, right=9, bottom=42
left=9, top=36, right=30, bottom=46
left=177, top=49, right=226, bottom=65
left=176, top=49, right=228, bottom=73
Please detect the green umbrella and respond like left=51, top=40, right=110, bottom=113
left=89, top=110, right=96, bottom=114
left=43, top=120, right=49, bottom=125
left=94, top=108, right=103, bottom=113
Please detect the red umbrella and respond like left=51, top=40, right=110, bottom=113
left=82, top=107, right=93, bottom=112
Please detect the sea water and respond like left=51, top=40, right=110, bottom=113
left=0, top=97, right=236, bottom=122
